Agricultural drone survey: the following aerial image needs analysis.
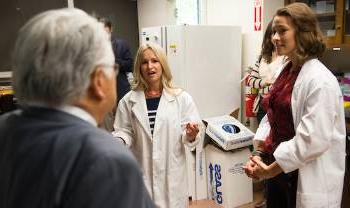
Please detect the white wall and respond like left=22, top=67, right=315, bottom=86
left=137, top=0, right=176, bottom=30
left=263, top=0, right=284, bottom=31
left=205, top=0, right=252, bottom=33
left=204, top=0, right=262, bottom=68
left=202, top=0, right=283, bottom=70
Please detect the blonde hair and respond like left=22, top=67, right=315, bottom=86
left=276, top=2, right=325, bottom=66
left=132, top=43, right=174, bottom=91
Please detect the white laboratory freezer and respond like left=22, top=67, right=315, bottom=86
left=141, top=25, right=242, bottom=119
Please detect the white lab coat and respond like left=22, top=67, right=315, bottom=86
left=113, top=88, right=202, bottom=208
left=255, top=59, right=346, bottom=208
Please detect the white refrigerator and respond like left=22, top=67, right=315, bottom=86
left=141, top=25, right=242, bottom=119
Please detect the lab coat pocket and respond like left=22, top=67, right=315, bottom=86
left=171, top=119, right=183, bottom=159
left=173, top=137, right=184, bottom=159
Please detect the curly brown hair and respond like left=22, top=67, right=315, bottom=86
left=260, top=20, right=274, bottom=64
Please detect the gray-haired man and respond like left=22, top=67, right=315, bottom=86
left=0, top=8, right=154, bottom=208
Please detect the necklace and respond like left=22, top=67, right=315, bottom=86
left=145, top=90, right=162, bottom=98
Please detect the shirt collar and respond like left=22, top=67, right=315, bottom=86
left=57, top=105, right=97, bottom=127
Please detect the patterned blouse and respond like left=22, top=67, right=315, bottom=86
left=246, top=56, right=287, bottom=96
left=146, top=96, right=161, bottom=135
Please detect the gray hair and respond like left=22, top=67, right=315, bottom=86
left=13, top=8, right=115, bottom=107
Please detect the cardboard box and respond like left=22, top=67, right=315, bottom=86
left=206, top=144, right=253, bottom=208
left=204, top=115, right=254, bottom=150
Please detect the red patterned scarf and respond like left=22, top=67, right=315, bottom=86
left=261, top=62, right=301, bottom=153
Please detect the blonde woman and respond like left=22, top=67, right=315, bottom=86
left=113, top=43, right=202, bottom=208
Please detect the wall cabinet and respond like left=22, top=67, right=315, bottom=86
left=286, top=0, right=350, bottom=46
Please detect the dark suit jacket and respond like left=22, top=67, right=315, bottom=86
left=0, top=107, right=154, bottom=208
left=112, top=39, right=133, bottom=103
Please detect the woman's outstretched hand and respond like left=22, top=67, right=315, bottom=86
left=186, top=123, right=199, bottom=142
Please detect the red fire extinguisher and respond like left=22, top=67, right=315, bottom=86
left=245, top=90, right=257, bottom=117
left=244, top=74, right=258, bottom=117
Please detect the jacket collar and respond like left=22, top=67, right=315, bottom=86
left=293, top=58, right=318, bottom=88
left=128, top=88, right=181, bottom=138
left=22, top=106, right=95, bottom=127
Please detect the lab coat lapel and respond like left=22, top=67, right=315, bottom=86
left=291, top=59, right=313, bottom=129
left=130, top=90, right=153, bottom=139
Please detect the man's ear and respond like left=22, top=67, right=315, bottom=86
left=89, top=68, right=107, bottom=100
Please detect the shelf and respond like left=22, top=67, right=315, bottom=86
left=316, top=12, right=336, bottom=17
left=0, top=71, right=12, bottom=79
left=287, top=0, right=350, bottom=45
left=0, top=71, right=12, bottom=86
